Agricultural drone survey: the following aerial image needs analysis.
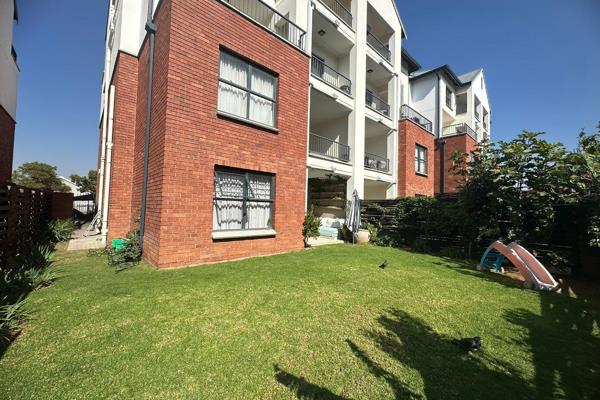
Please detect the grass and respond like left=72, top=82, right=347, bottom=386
left=0, top=245, right=599, bottom=399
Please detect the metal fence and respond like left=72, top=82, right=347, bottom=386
left=311, top=57, right=352, bottom=95
left=319, top=0, right=352, bottom=27
left=364, top=152, right=389, bottom=173
left=442, top=123, right=478, bottom=141
left=366, top=31, right=391, bottom=62
left=222, top=0, right=306, bottom=51
left=400, top=104, right=433, bottom=133
left=365, top=90, right=390, bottom=117
left=309, top=133, right=351, bottom=162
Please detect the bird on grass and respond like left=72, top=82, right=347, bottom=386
left=378, top=260, right=388, bottom=269
left=452, top=336, right=482, bottom=354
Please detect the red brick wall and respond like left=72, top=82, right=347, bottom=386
left=0, top=105, right=16, bottom=183
left=50, top=192, right=74, bottom=219
left=106, top=52, right=139, bottom=240
left=106, top=0, right=310, bottom=268
left=434, top=134, right=477, bottom=194
left=398, top=120, right=435, bottom=197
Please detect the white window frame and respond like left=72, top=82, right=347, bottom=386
left=213, top=167, right=276, bottom=235
left=415, top=145, right=428, bottom=175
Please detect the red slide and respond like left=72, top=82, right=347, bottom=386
left=481, top=241, right=559, bottom=291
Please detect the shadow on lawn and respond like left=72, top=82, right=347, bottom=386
left=433, top=259, right=525, bottom=289
left=348, top=309, right=537, bottom=400
left=504, top=293, right=600, bottom=399
left=274, top=364, right=350, bottom=400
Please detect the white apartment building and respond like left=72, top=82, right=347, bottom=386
left=410, top=65, right=491, bottom=142
left=97, top=0, right=491, bottom=266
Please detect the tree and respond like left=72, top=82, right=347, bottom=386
left=12, top=162, right=70, bottom=192
left=69, top=170, right=97, bottom=196
left=302, top=208, right=321, bottom=247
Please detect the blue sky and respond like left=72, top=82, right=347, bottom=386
left=11, top=0, right=600, bottom=177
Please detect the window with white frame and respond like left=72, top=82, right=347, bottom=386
left=213, top=167, right=275, bottom=232
left=446, top=87, right=453, bottom=109
left=217, top=50, right=277, bottom=127
left=415, top=145, right=428, bottom=175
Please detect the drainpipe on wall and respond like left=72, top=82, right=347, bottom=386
left=101, top=85, right=116, bottom=243
left=139, top=0, right=157, bottom=250
left=435, top=73, right=441, bottom=138
left=96, top=2, right=117, bottom=239
left=439, top=140, right=446, bottom=194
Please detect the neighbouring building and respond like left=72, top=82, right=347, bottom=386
left=97, top=0, right=491, bottom=268
left=0, top=0, right=19, bottom=182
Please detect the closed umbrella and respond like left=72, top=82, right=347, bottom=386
left=346, top=189, right=361, bottom=244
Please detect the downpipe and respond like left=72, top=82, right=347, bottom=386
left=101, top=85, right=116, bottom=243
left=139, top=0, right=157, bottom=250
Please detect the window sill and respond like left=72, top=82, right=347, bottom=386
left=217, top=111, right=279, bottom=133
left=416, top=172, right=428, bottom=177
left=212, top=229, right=276, bottom=240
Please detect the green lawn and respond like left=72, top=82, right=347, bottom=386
left=1, top=245, right=599, bottom=399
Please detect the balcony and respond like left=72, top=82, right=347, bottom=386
left=311, top=57, right=352, bottom=95
left=442, top=123, right=477, bottom=141
left=400, top=105, right=432, bottom=133
left=221, top=0, right=306, bottom=51
left=318, top=0, right=352, bottom=28
left=309, top=133, right=351, bottom=162
left=366, top=31, right=391, bottom=62
left=364, top=152, right=389, bottom=173
left=365, top=90, right=390, bottom=117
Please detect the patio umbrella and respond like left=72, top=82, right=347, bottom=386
left=346, top=189, right=361, bottom=244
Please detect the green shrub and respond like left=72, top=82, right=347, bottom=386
left=412, top=238, right=431, bottom=253
left=48, top=219, right=76, bottom=242
left=9, top=244, right=54, bottom=271
left=0, top=297, right=29, bottom=343
left=22, top=267, right=60, bottom=289
left=302, top=209, right=321, bottom=247
left=107, top=229, right=142, bottom=267
left=362, top=222, right=378, bottom=243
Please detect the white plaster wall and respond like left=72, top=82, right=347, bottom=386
left=0, top=0, right=18, bottom=120
left=410, top=75, right=437, bottom=134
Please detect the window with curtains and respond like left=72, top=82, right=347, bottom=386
left=213, top=167, right=275, bottom=232
left=415, top=145, right=428, bottom=175
left=217, top=50, right=278, bottom=128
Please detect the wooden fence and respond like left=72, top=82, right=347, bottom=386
left=0, top=183, right=53, bottom=267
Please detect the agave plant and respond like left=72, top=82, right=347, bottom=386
left=0, top=297, right=29, bottom=342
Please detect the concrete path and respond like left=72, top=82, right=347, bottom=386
left=67, top=225, right=104, bottom=251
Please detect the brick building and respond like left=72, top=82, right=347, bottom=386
left=0, top=0, right=19, bottom=182
left=97, top=0, right=491, bottom=268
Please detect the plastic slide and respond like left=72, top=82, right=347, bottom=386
left=479, top=241, right=560, bottom=291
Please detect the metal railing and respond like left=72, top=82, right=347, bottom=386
left=442, top=123, right=478, bottom=141
left=365, top=90, right=390, bottom=117
left=319, top=0, right=352, bottom=27
left=400, top=105, right=433, bottom=133
left=221, top=0, right=306, bottom=51
left=309, top=133, right=351, bottom=162
left=366, top=31, right=391, bottom=62
left=311, top=57, right=352, bottom=95
left=364, top=152, right=389, bottom=173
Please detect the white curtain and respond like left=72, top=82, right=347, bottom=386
left=415, top=147, right=427, bottom=174
left=218, top=53, right=248, bottom=119
left=249, top=68, right=275, bottom=126
left=213, top=172, right=273, bottom=231
left=249, top=95, right=274, bottom=126
left=247, top=173, right=272, bottom=229
left=213, top=172, right=244, bottom=230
